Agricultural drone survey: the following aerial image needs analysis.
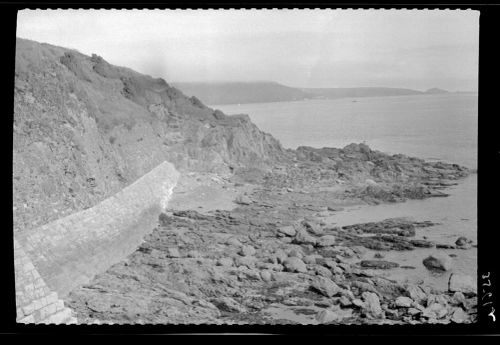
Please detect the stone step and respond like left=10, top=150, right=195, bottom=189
left=41, top=308, right=73, bottom=324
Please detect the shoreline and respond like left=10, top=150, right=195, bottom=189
left=65, top=145, right=478, bottom=325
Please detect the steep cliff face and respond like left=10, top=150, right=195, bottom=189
left=13, top=38, right=287, bottom=232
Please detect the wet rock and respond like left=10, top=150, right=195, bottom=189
left=310, top=276, right=341, bottom=297
left=239, top=245, right=256, bottom=257
left=436, top=244, right=456, bottom=249
left=360, top=260, right=399, bottom=269
left=395, top=296, right=413, bottom=308
left=317, top=235, right=336, bottom=247
left=362, top=292, right=383, bottom=318
left=423, top=253, right=453, bottom=272
left=278, top=225, right=296, bottom=237
left=410, top=239, right=435, bottom=248
left=455, top=236, right=473, bottom=249
left=283, top=257, right=307, bottom=273
left=448, top=274, right=476, bottom=295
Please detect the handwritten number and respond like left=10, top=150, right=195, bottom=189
left=489, top=308, right=496, bottom=322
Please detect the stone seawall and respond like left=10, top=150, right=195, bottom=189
left=14, top=161, right=179, bottom=323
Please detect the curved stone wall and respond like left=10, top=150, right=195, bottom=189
left=14, top=161, right=179, bottom=320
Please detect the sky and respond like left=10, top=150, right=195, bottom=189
left=17, top=9, right=479, bottom=91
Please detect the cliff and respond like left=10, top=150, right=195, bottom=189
left=13, top=38, right=287, bottom=233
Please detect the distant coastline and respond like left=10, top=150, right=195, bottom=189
left=173, top=81, right=474, bottom=106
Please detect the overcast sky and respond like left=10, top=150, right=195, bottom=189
left=17, top=9, right=479, bottom=91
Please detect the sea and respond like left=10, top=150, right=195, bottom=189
left=213, top=93, right=478, bottom=291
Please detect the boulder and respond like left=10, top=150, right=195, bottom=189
left=451, top=307, right=469, bottom=323
left=423, top=253, right=453, bottom=272
left=455, top=236, right=473, bottom=249
left=405, top=285, right=427, bottom=304
left=283, top=257, right=307, bottom=273
left=317, top=235, right=336, bottom=247
left=362, top=291, right=383, bottom=318
left=310, top=276, right=341, bottom=297
left=395, top=296, right=413, bottom=308
left=448, top=273, right=476, bottom=295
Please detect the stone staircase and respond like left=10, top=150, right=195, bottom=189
left=14, top=239, right=77, bottom=324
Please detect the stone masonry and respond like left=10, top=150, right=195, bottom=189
left=14, top=161, right=179, bottom=324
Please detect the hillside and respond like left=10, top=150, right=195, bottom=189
left=13, top=38, right=288, bottom=232
left=172, top=81, right=311, bottom=105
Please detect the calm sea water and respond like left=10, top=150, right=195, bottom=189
left=212, top=94, right=478, bottom=169
left=214, top=94, right=478, bottom=290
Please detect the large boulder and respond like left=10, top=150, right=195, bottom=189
left=448, top=273, right=476, bottom=295
left=423, top=253, right=453, bottom=272
left=361, top=291, right=383, bottom=318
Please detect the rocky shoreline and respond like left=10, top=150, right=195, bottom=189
left=66, top=144, right=477, bottom=325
